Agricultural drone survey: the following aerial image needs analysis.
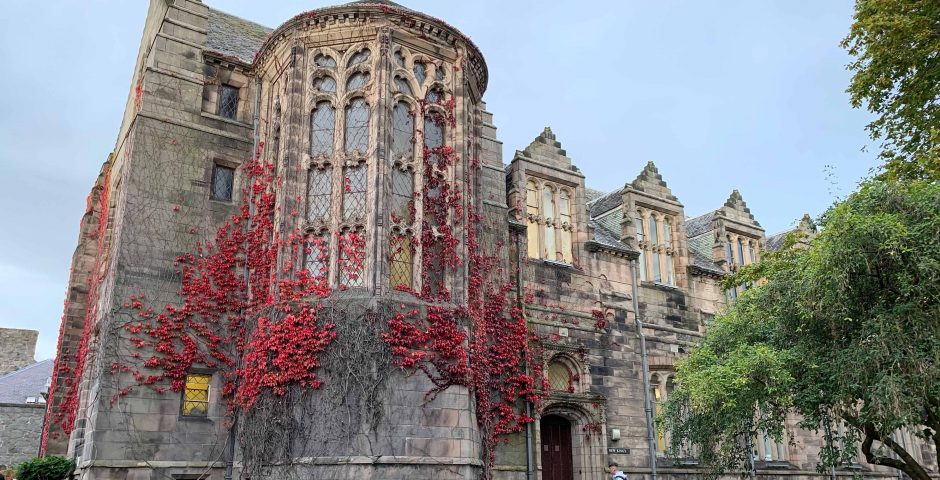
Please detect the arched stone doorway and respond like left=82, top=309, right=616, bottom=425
left=540, top=414, right=574, bottom=480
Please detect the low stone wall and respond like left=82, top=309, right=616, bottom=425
left=0, top=403, right=44, bottom=467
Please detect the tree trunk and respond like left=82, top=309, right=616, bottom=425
left=860, top=423, right=931, bottom=480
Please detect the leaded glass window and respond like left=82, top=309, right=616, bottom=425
left=393, top=76, right=412, bottom=96
left=307, top=168, right=332, bottom=223
left=347, top=48, right=370, bottom=67
left=390, top=169, right=413, bottom=224
left=389, top=233, right=413, bottom=289
left=210, top=164, right=235, bottom=202
left=393, top=50, right=405, bottom=68
left=434, top=65, right=445, bottom=81
left=547, top=362, right=572, bottom=392
left=343, top=164, right=367, bottom=221
left=339, top=229, right=365, bottom=288
left=391, top=102, right=414, bottom=159
left=345, top=98, right=370, bottom=154
left=218, top=84, right=239, bottom=119
left=314, top=54, right=336, bottom=68
left=425, top=87, right=443, bottom=104
left=424, top=116, right=444, bottom=167
left=310, top=101, right=335, bottom=158
left=346, top=72, right=370, bottom=91
left=313, top=75, right=336, bottom=93
left=305, top=231, right=330, bottom=282
left=413, top=61, right=427, bottom=85
left=181, top=373, right=211, bottom=417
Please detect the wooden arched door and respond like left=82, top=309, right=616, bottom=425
left=540, top=415, right=573, bottom=480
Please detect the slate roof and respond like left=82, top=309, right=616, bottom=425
left=206, top=7, right=272, bottom=64
left=587, top=189, right=622, bottom=218
left=589, top=219, right=632, bottom=253
left=689, top=246, right=725, bottom=275
left=765, top=230, right=792, bottom=251
left=684, top=212, right=715, bottom=239
left=584, top=187, right=606, bottom=203
left=0, top=359, right=53, bottom=404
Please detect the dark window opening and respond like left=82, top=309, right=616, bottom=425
left=211, top=164, right=235, bottom=202
left=218, top=84, right=239, bottom=119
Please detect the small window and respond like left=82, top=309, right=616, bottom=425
left=434, top=65, right=445, bottom=81
left=181, top=373, right=211, bottom=417
left=413, top=61, right=427, bottom=85
left=347, top=49, right=371, bottom=67
left=346, top=72, right=370, bottom=91
left=314, top=54, right=336, bottom=68
left=210, top=164, right=235, bottom=202
left=218, top=84, right=239, bottom=120
left=393, top=50, right=406, bottom=68
left=393, top=76, right=412, bottom=96
left=313, top=75, right=336, bottom=93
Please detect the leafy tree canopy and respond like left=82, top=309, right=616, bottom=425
left=842, top=0, right=940, bottom=181
left=660, top=179, right=940, bottom=480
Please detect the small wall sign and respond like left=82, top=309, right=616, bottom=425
left=608, top=447, right=630, bottom=454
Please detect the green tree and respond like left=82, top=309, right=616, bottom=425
left=15, top=457, right=75, bottom=480
left=660, top=179, right=940, bottom=480
left=842, top=0, right=940, bottom=181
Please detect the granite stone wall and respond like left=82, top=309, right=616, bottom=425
left=0, top=403, right=44, bottom=467
left=0, top=328, right=38, bottom=376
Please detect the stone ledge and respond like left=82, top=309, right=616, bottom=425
left=280, top=456, right=484, bottom=466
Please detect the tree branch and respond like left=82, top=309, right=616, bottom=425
left=860, top=423, right=931, bottom=480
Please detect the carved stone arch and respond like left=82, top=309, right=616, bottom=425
left=340, top=42, right=374, bottom=68
left=546, top=352, right=588, bottom=395
left=538, top=401, right=607, bottom=480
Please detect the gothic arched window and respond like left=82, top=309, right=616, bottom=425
left=346, top=72, right=370, bottom=91
left=306, top=168, right=332, bottom=224
left=345, top=98, right=370, bottom=154
left=342, top=164, right=367, bottom=222
left=526, top=181, right=539, bottom=258
left=313, top=75, right=336, bottom=93
left=391, top=101, right=413, bottom=160
left=413, top=60, right=427, bottom=85
left=305, top=230, right=330, bottom=283
left=347, top=48, right=370, bottom=67
left=310, top=101, right=335, bottom=158
left=314, top=54, right=336, bottom=68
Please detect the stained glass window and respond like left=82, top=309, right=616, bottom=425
left=181, top=373, right=211, bottom=417
left=339, top=229, right=365, bottom=288
left=218, top=84, right=238, bottom=119
left=210, top=164, right=235, bottom=202
left=345, top=98, right=370, bottom=154
left=307, top=168, right=332, bottom=223
left=413, top=61, right=426, bottom=85
left=313, top=75, right=336, bottom=93
left=314, top=54, right=336, bottom=68
left=389, top=233, right=413, bottom=289
left=310, top=101, right=335, bottom=158
left=346, top=72, right=370, bottom=91
left=347, top=49, right=371, bottom=67
left=390, top=169, right=413, bottom=224
left=343, top=164, right=367, bottom=221
left=391, top=102, right=414, bottom=159
left=305, top=231, right=330, bottom=282
left=393, top=76, right=412, bottom=96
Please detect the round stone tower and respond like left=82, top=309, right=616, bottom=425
left=248, top=2, right=492, bottom=478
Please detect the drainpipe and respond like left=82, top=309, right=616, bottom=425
left=630, top=259, right=657, bottom=480
left=515, top=230, right=535, bottom=480
left=224, top=74, right=262, bottom=480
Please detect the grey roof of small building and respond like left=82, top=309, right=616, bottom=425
left=684, top=212, right=715, bottom=239
left=0, top=359, right=53, bottom=404
left=587, top=189, right=623, bottom=218
left=206, top=7, right=272, bottom=64
left=689, top=246, right=725, bottom=275
left=589, top=219, right=632, bottom=253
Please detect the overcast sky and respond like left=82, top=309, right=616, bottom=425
left=0, top=1, right=875, bottom=360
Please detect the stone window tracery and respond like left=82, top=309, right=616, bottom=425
left=345, top=98, right=370, bottom=155
left=523, top=178, right=575, bottom=263
left=313, top=75, right=336, bottom=93
left=314, top=53, right=336, bottom=68
left=636, top=208, right=677, bottom=286
left=413, top=60, right=427, bottom=85
left=346, top=72, right=370, bottom=91
left=347, top=48, right=370, bottom=67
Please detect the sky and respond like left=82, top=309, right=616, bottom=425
left=0, top=1, right=877, bottom=360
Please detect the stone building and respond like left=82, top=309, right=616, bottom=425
left=0, top=328, right=52, bottom=467
left=42, top=1, right=938, bottom=480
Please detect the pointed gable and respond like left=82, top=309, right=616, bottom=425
left=512, top=127, right=578, bottom=171
left=716, top=189, right=761, bottom=229
left=628, top=161, right=681, bottom=205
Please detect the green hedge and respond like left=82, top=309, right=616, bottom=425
left=15, top=456, right=75, bottom=480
